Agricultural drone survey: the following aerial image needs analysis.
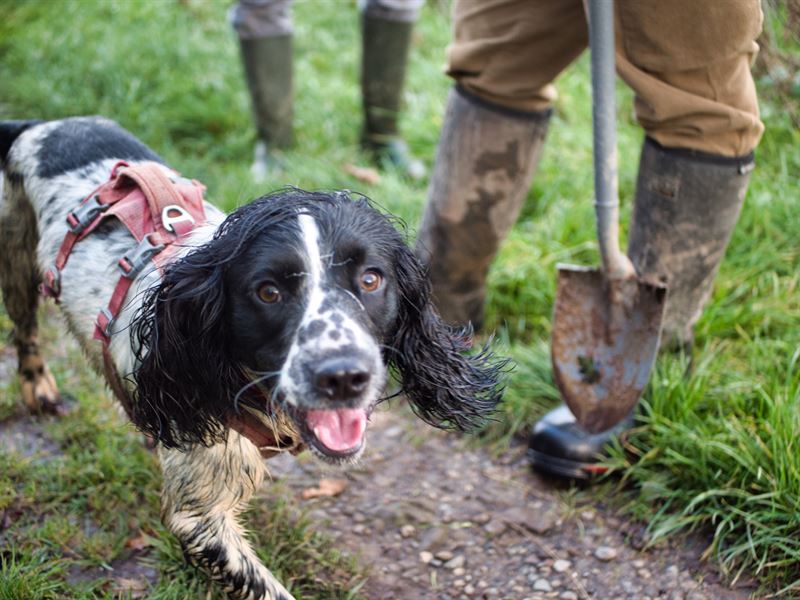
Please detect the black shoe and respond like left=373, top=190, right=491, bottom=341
left=528, top=405, right=633, bottom=480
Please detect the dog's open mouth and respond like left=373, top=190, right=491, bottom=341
left=300, top=407, right=368, bottom=458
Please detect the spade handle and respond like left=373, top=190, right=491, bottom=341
left=589, top=0, right=636, bottom=281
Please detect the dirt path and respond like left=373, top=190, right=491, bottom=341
left=1, top=404, right=756, bottom=599
left=267, top=408, right=755, bottom=600
left=0, top=319, right=756, bottom=599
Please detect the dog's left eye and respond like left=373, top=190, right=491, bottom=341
left=257, top=283, right=282, bottom=304
left=359, top=270, right=383, bottom=293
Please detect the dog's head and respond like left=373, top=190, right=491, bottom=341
left=131, top=189, right=504, bottom=463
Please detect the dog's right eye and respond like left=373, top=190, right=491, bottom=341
left=257, top=283, right=282, bottom=304
left=359, top=270, right=383, bottom=293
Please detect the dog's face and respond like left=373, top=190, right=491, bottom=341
left=224, top=206, right=403, bottom=461
left=131, top=190, right=504, bottom=460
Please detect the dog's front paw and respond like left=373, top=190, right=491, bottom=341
left=19, top=357, right=66, bottom=416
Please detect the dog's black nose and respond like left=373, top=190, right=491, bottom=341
left=313, top=358, right=371, bottom=400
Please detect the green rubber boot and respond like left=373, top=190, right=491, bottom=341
left=239, top=35, right=293, bottom=182
left=628, top=137, right=755, bottom=350
left=360, top=15, right=425, bottom=181
left=415, top=86, right=551, bottom=330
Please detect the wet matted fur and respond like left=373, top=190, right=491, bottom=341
left=0, top=117, right=504, bottom=599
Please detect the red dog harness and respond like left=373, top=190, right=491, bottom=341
left=43, top=161, right=300, bottom=458
left=42, top=161, right=205, bottom=312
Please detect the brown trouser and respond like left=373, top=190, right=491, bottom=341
left=447, top=0, right=764, bottom=156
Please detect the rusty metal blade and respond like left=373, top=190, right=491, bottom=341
left=551, top=265, right=666, bottom=433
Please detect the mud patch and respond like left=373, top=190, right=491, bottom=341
left=66, top=552, right=157, bottom=598
left=0, top=416, right=62, bottom=462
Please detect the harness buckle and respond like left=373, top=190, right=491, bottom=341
left=118, top=233, right=166, bottom=279
left=67, top=195, right=107, bottom=234
left=96, top=307, right=115, bottom=339
left=161, top=204, right=196, bottom=234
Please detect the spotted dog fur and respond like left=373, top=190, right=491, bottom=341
left=0, top=117, right=505, bottom=599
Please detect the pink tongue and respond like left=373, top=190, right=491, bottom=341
left=306, top=408, right=367, bottom=453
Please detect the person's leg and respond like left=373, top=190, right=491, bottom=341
left=615, top=0, right=763, bottom=348
left=416, top=0, right=588, bottom=329
left=360, top=0, right=426, bottom=180
left=530, top=0, right=764, bottom=479
left=230, top=0, right=294, bottom=181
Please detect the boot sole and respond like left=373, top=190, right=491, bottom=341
left=527, top=448, right=609, bottom=480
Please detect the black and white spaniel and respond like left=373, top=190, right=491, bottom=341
left=0, top=117, right=503, bottom=599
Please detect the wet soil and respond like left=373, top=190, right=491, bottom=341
left=264, top=408, right=755, bottom=600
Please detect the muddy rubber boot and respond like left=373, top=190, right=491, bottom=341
left=529, top=138, right=755, bottom=480
left=360, top=15, right=425, bottom=181
left=239, top=35, right=293, bottom=182
left=415, top=86, right=551, bottom=329
left=628, top=137, right=755, bottom=350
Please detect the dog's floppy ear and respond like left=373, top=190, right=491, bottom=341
left=129, top=240, right=241, bottom=449
left=389, top=244, right=506, bottom=432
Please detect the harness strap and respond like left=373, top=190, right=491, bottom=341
left=93, top=233, right=168, bottom=341
left=228, top=411, right=304, bottom=459
left=42, top=164, right=132, bottom=297
left=40, top=161, right=205, bottom=298
left=113, top=162, right=203, bottom=239
left=90, top=165, right=205, bottom=344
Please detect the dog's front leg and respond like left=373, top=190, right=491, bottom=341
left=159, top=431, right=294, bottom=600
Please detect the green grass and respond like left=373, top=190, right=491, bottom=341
left=1, top=0, right=798, bottom=597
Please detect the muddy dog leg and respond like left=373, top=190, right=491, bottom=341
left=160, top=432, right=294, bottom=600
left=0, top=173, right=63, bottom=414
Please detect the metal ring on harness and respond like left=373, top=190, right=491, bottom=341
left=161, top=204, right=196, bottom=233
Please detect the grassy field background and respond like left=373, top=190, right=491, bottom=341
left=0, top=0, right=798, bottom=597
